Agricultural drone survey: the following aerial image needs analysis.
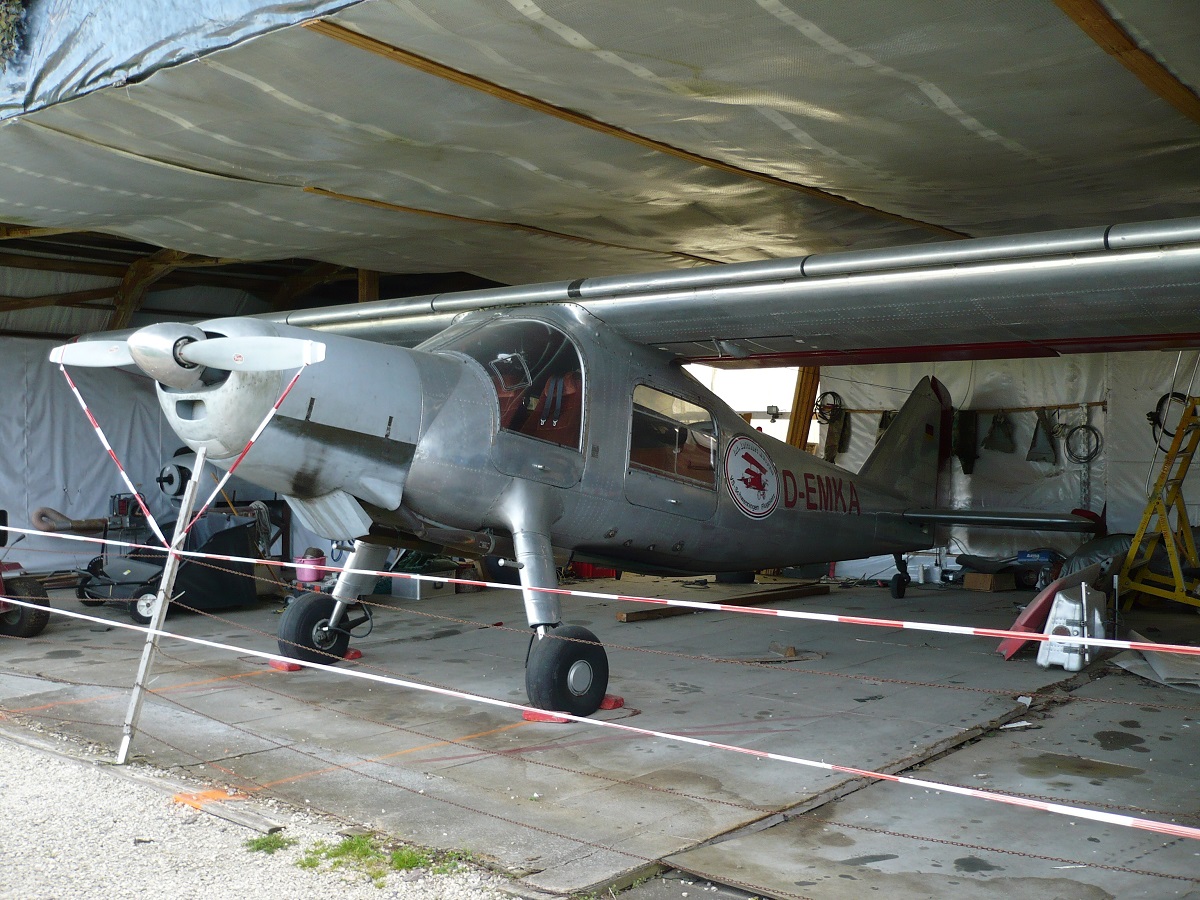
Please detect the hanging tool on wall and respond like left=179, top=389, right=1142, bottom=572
left=982, top=412, right=1015, bottom=453
left=875, top=409, right=896, bottom=444
left=1026, top=409, right=1058, bottom=463
left=953, top=410, right=979, bottom=474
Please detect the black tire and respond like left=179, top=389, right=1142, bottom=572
left=277, top=592, right=350, bottom=664
left=889, top=573, right=908, bottom=599
left=1, top=576, right=51, bottom=638
left=525, top=624, right=608, bottom=716
left=128, top=590, right=159, bottom=626
left=77, top=557, right=108, bottom=606
left=75, top=575, right=107, bottom=606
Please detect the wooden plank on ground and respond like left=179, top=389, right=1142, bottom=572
left=617, top=581, right=829, bottom=622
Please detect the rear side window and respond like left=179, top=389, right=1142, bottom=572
left=629, top=385, right=717, bottom=487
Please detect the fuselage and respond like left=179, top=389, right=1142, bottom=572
left=156, top=305, right=936, bottom=573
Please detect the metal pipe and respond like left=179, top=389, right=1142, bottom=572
left=117, top=446, right=207, bottom=765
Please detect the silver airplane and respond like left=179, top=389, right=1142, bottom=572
left=50, top=216, right=1200, bottom=714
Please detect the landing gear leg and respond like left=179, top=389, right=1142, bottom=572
left=277, top=539, right=388, bottom=663
left=889, top=553, right=911, bottom=599
left=512, top=528, right=609, bottom=715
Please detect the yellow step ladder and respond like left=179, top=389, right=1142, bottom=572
left=1117, top=395, right=1200, bottom=609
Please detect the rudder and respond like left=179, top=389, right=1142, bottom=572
left=858, top=376, right=952, bottom=508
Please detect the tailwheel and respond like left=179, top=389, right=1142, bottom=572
left=889, top=573, right=909, bottom=599
left=278, top=592, right=351, bottom=664
left=526, top=624, right=609, bottom=716
left=0, top=576, right=51, bottom=638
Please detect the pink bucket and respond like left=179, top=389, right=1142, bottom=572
left=295, top=555, right=326, bottom=582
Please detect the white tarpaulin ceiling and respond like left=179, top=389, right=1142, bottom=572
left=1, top=0, right=1198, bottom=295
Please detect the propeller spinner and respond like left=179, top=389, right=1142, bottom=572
left=49, top=323, right=325, bottom=389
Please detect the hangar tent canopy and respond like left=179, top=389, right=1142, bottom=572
left=1, top=0, right=1198, bottom=297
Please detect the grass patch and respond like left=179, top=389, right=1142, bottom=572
left=245, top=832, right=297, bottom=855
left=389, top=846, right=431, bottom=871
left=296, top=834, right=471, bottom=887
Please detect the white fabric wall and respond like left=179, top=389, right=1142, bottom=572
left=825, top=351, right=1200, bottom=558
left=0, top=337, right=349, bottom=574
left=0, top=338, right=176, bottom=572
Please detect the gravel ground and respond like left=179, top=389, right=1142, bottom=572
left=0, top=733, right=515, bottom=900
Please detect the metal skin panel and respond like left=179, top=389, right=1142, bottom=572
left=623, top=468, right=717, bottom=522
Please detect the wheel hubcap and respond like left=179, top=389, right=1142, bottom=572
left=137, top=594, right=157, bottom=617
left=566, top=659, right=593, bottom=696
left=312, top=620, right=339, bottom=650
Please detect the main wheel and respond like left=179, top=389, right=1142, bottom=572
left=278, top=592, right=350, bottom=663
left=1, top=576, right=51, bottom=638
left=889, top=573, right=908, bottom=599
left=525, top=624, right=608, bottom=716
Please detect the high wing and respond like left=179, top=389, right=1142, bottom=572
left=263, top=217, right=1200, bottom=367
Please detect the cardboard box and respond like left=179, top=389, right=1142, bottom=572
left=963, top=572, right=1016, bottom=592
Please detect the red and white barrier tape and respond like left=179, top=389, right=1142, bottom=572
left=55, top=364, right=168, bottom=547
left=2, top=596, right=1198, bottom=842
left=7, top=525, right=1197, bottom=660
left=183, top=366, right=309, bottom=536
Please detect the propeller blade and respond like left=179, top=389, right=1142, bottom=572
left=48, top=341, right=134, bottom=368
left=178, top=336, right=326, bottom=371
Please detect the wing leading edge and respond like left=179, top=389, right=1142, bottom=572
left=264, top=216, right=1200, bottom=366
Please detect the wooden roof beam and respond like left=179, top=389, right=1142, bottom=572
left=270, top=261, right=352, bottom=312
left=0, top=223, right=80, bottom=241
left=1056, top=0, right=1200, bottom=125
left=0, top=286, right=116, bottom=313
left=108, top=249, right=243, bottom=330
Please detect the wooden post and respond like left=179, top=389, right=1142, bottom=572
left=787, top=366, right=820, bottom=450
left=358, top=268, right=380, bottom=303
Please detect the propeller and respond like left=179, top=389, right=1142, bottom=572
left=49, top=324, right=325, bottom=389
left=180, top=336, right=326, bottom=371
left=49, top=341, right=134, bottom=368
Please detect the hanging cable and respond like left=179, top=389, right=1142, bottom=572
left=1065, top=423, right=1103, bottom=464
left=1148, top=391, right=1188, bottom=453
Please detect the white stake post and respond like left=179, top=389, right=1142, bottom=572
left=116, top=447, right=207, bottom=765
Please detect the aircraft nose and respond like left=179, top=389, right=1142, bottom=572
left=127, top=323, right=208, bottom=390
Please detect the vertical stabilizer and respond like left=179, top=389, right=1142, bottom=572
left=858, top=376, right=952, bottom=508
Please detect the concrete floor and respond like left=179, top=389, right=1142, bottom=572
left=1, top=574, right=1197, bottom=899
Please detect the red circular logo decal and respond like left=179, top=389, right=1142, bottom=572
left=725, top=435, right=779, bottom=519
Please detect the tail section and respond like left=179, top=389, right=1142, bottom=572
left=858, top=376, right=952, bottom=507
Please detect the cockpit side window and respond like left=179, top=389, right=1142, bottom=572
left=439, top=320, right=584, bottom=450
left=629, top=385, right=717, bottom=488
